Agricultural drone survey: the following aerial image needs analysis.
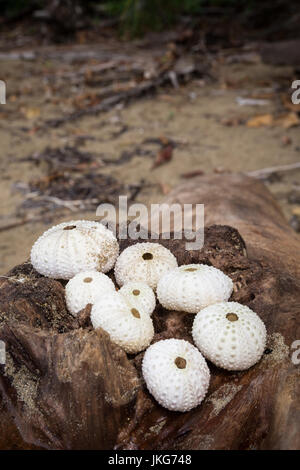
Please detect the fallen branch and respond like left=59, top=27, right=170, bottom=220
left=45, top=64, right=204, bottom=128
left=180, top=162, right=300, bottom=182
left=0, top=216, right=47, bottom=232
left=246, top=162, right=300, bottom=179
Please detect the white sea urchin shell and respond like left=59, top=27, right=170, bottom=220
left=65, top=271, right=116, bottom=316
left=119, top=281, right=156, bottom=316
left=91, top=292, right=154, bottom=354
left=157, top=264, right=233, bottom=313
left=114, top=242, right=178, bottom=290
left=192, top=301, right=267, bottom=371
left=31, top=220, right=119, bottom=280
left=142, top=338, right=210, bottom=412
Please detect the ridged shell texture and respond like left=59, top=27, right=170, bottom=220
left=157, top=264, right=233, bottom=313
left=114, top=242, right=178, bottom=290
left=192, top=301, right=267, bottom=370
left=142, top=338, right=210, bottom=412
left=91, top=291, right=154, bottom=354
left=31, top=220, right=119, bottom=280
left=119, top=281, right=156, bottom=316
left=65, top=270, right=116, bottom=316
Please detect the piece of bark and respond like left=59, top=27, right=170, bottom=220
left=0, top=323, right=140, bottom=450
left=0, top=396, right=40, bottom=450
left=0, top=263, right=140, bottom=450
left=117, top=174, right=300, bottom=450
left=72, top=304, right=93, bottom=329
left=0, top=261, right=74, bottom=332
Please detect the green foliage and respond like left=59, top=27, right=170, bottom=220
left=101, top=0, right=258, bottom=37
left=102, top=0, right=184, bottom=36
left=0, top=0, right=284, bottom=37
left=0, top=0, right=41, bottom=18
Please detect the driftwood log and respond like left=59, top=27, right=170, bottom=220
left=0, top=173, right=299, bottom=450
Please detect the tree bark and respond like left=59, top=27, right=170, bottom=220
left=0, top=266, right=140, bottom=450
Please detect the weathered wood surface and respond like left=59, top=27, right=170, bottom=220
left=0, top=266, right=140, bottom=450
left=0, top=173, right=299, bottom=450
left=164, top=173, right=300, bottom=279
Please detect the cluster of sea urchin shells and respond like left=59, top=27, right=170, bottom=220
left=31, top=220, right=267, bottom=413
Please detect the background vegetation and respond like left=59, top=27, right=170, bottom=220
left=0, top=0, right=292, bottom=37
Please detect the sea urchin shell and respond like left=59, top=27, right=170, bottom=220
left=31, top=220, right=119, bottom=280
left=91, top=292, right=154, bottom=354
left=142, top=338, right=210, bottom=412
left=192, top=301, right=267, bottom=371
left=119, top=281, right=156, bottom=316
left=65, top=270, right=116, bottom=316
left=157, top=264, right=233, bottom=313
left=114, top=242, right=178, bottom=290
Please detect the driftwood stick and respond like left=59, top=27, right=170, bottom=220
left=45, top=65, right=198, bottom=128
left=0, top=216, right=46, bottom=232
left=246, top=162, right=300, bottom=179
left=24, top=194, right=99, bottom=211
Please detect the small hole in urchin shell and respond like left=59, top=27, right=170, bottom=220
left=142, top=252, right=153, bottom=260
left=175, top=357, right=187, bottom=369
left=264, top=348, right=273, bottom=355
left=184, top=267, right=197, bottom=272
left=226, top=313, right=239, bottom=322
left=131, top=308, right=140, bottom=318
left=63, top=225, right=76, bottom=230
left=83, top=277, right=93, bottom=283
left=132, top=289, right=140, bottom=296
